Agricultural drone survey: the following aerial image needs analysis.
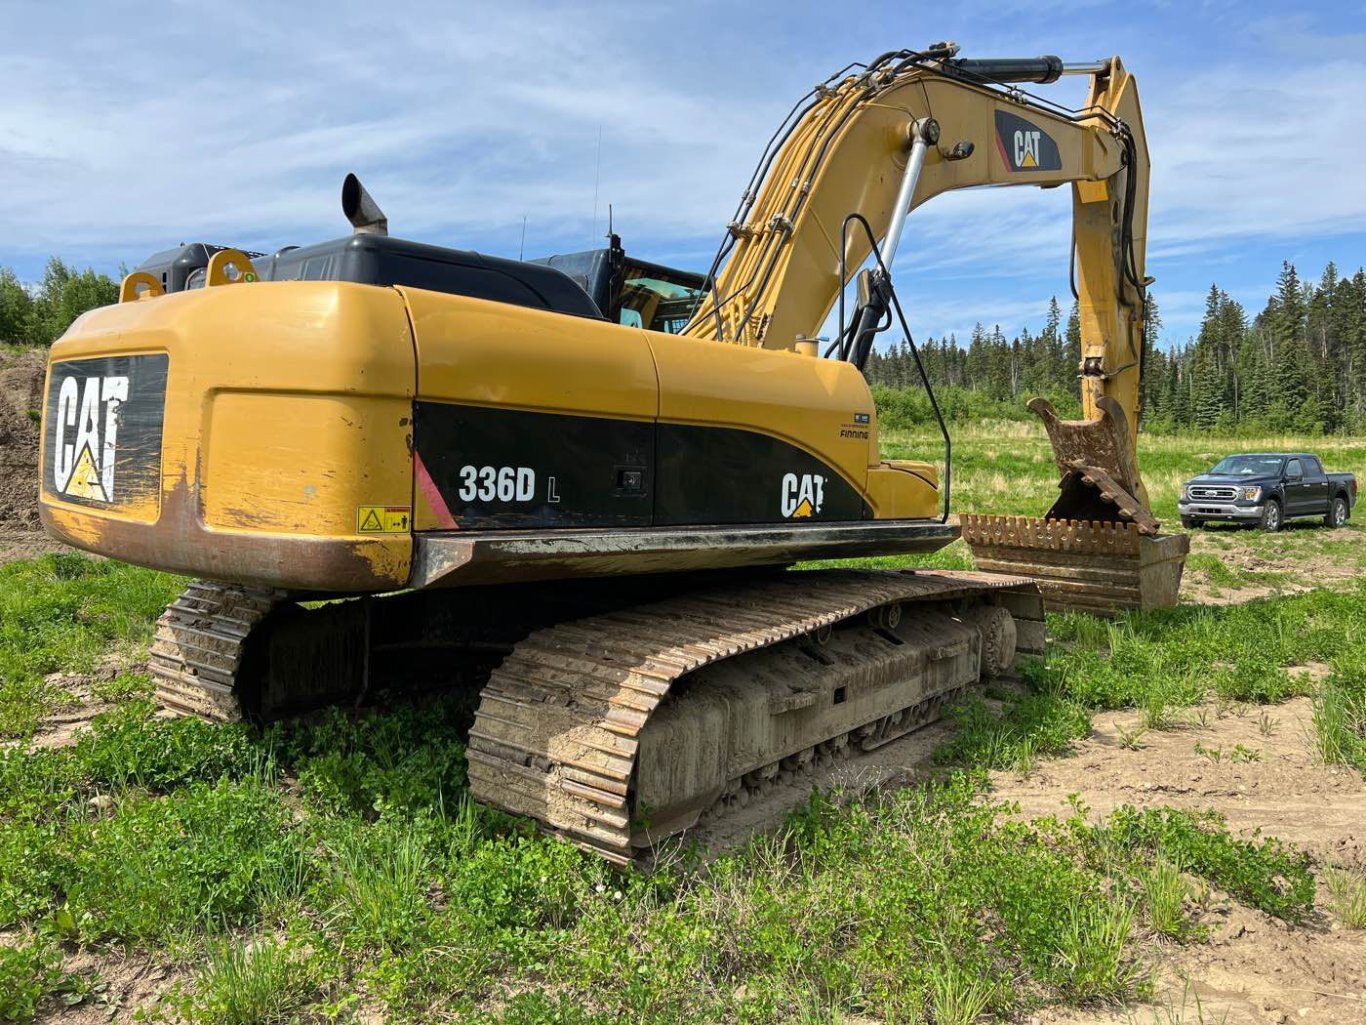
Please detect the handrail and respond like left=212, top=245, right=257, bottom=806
left=837, top=212, right=951, bottom=524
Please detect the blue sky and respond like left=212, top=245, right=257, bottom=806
left=2, top=0, right=1363, bottom=348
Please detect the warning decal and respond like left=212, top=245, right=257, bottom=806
left=357, top=506, right=411, bottom=533
left=64, top=446, right=109, bottom=502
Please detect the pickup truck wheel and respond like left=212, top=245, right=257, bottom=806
left=1180, top=516, right=1200, bottom=529
left=1325, top=496, right=1348, bottom=528
left=1259, top=500, right=1282, bottom=532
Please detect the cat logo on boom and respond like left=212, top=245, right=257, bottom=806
left=52, top=375, right=128, bottom=503
left=1014, top=129, right=1042, bottom=168
left=781, top=473, right=825, bottom=519
left=993, top=110, right=1062, bottom=172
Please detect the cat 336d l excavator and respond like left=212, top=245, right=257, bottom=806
left=40, top=44, right=1187, bottom=862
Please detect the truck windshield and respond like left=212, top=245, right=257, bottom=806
left=1209, top=455, right=1285, bottom=476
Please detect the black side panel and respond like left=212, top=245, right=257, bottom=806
left=655, top=423, right=869, bottom=525
left=414, top=403, right=870, bottom=530
left=42, top=354, right=169, bottom=510
left=415, top=402, right=654, bottom=529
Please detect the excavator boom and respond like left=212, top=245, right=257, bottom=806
left=678, top=44, right=1184, bottom=610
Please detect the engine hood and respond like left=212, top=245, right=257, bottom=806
left=1184, top=473, right=1277, bottom=487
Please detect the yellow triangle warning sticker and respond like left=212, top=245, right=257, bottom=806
left=792, top=497, right=814, bottom=518
left=359, top=508, right=383, bottom=531
left=1021, top=151, right=1037, bottom=168
left=64, top=446, right=108, bottom=502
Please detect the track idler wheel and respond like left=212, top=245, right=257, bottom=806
left=964, top=605, right=1018, bottom=677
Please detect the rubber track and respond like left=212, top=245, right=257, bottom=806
left=150, top=582, right=283, bottom=721
left=465, top=569, right=1040, bottom=864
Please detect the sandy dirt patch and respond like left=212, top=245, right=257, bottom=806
left=1182, top=522, right=1365, bottom=605
left=680, top=692, right=1366, bottom=1025
left=996, top=697, right=1366, bottom=1025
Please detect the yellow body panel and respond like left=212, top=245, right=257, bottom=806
left=646, top=331, right=880, bottom=490
left=41, top=282, right=416, bottom=591
left=866, top=460, right=939, bottom=519
left=398, top=286, right=940, bottom=530
left=401, top=287, right=659, bottom=419
left=42, top=279, right=942, bottom=587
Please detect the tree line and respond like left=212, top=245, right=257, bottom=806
left=0, top=259, right=119, bottom=347
left=5, top=254, right=1363, bottom=436
left=865, top=260, right=1366, bottom=435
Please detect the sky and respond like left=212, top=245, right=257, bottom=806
left=2, top=0, right=1364, bottom=349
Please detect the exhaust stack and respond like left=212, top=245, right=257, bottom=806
left=342, top=173, right=388, bottom=236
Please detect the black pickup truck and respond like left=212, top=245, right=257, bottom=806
left=1178, top=453, right=1357, bottom=531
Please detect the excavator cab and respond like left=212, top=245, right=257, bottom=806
left=530, top=234, right=708, bottom=333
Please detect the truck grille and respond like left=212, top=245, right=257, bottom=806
left=1189, top=485, right=1237, bottom=500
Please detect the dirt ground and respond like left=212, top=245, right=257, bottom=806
left=0, top=349, right=63, bottom=564
left=1184, top=524, right=1366, bottom=606
left=686, top=690, right=1366, bottom=1025
left=1006, top=696, right=1366, bottom=1025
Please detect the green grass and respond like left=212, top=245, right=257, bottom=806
left=0, top=421, right=1361, bottom=1021
left=172, top=936, right=324, bottom=1025
left=0, top=553, right=185, bottom=739
left=1084, top=804, right=1316, bottom=924
left=1136, top=859, right=1200, bottom=942
left=1322, top=867, right=1366, bottom=929
left=1312, top=651, right=1366, bottom=772
left=1040, top=584, right=1364, bottom=713
left=1185, top=553, right=1289, bottom=592
left=0, top=681, right=1333, bottom=1023
left=933, top=689, right=1092, bottom=771
left=879, top=423, right=1366, bottom=528
left=0, top=936, right=80, bottom=1023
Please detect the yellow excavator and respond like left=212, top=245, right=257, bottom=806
left=39, top=44, right=1185, bottom=861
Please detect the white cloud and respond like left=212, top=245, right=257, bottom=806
left=0, top=0, right=1360, bottom=352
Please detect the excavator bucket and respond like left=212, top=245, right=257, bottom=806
left=963, top=396, right=1189, bottom=616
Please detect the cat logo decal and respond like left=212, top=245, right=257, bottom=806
left=994, top=110, right=1062, bottom=172
left=52, top=375, right=128, bottom=502
left=781, top=473, right=825, bottom=519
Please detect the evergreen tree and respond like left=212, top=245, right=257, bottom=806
left=1140, top=292, right=1163, bottom=421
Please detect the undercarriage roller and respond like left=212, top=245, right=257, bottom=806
left=632, top=607, right=987, bottom=842
left=465, top=570, right=1043, bottom=862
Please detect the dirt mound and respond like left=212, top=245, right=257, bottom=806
left=0, top=348, right=47, bottom=537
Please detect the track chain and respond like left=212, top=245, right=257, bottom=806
left=150, top=582, right=284, bottom=721
left=466, top=569, right=1041, bottom=864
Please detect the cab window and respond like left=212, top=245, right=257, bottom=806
left=1286, top=459, right=1303, bottom=478
left=618, top=271, right=706, bottom=334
